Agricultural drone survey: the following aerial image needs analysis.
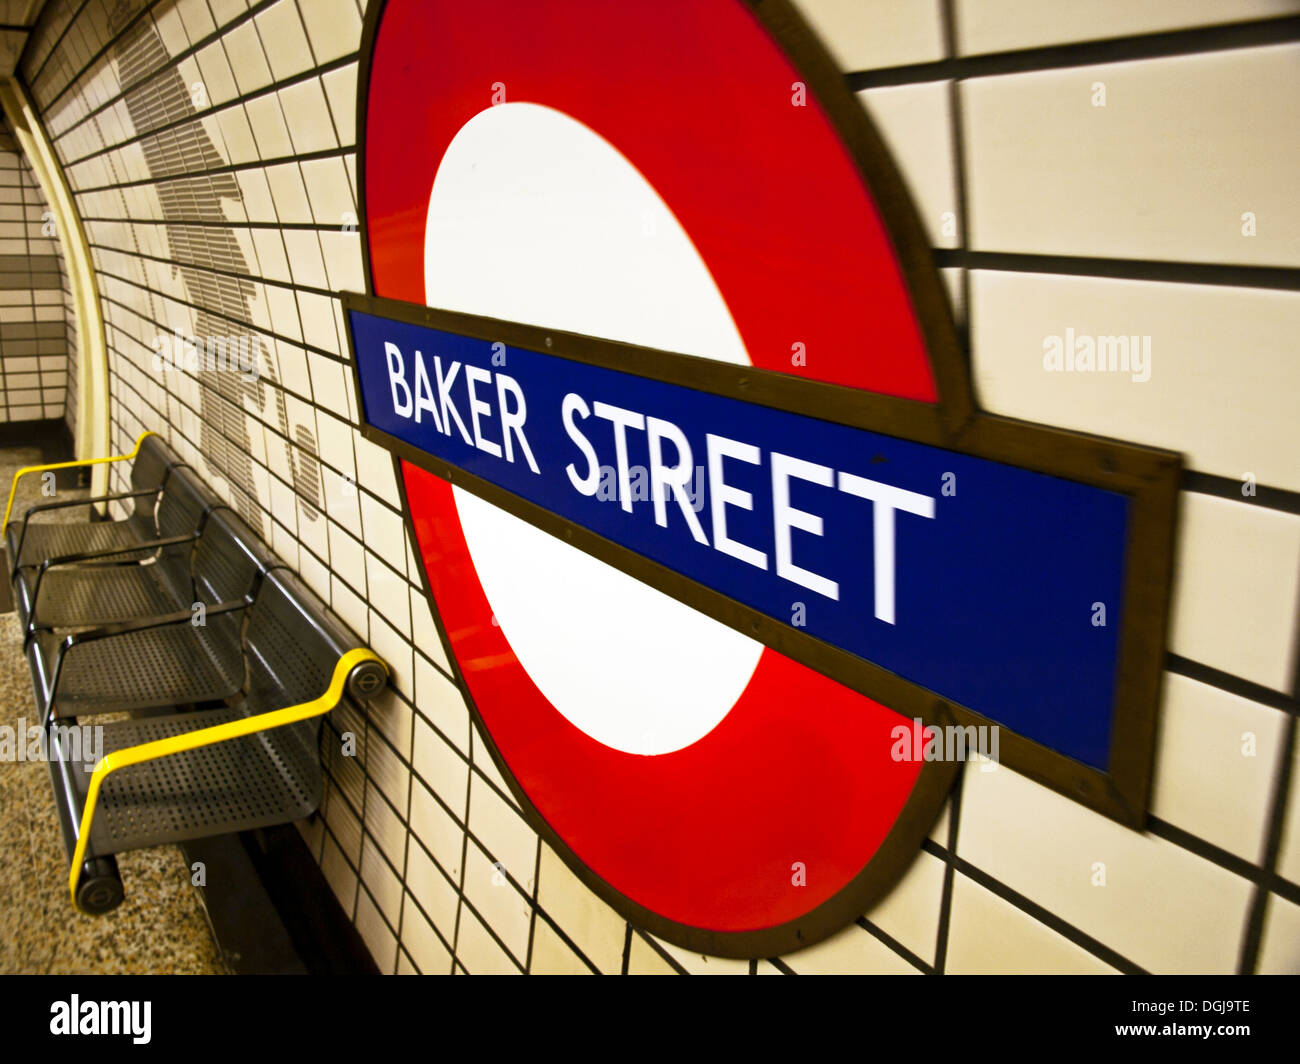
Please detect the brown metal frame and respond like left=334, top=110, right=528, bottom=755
left=350, top=0, right=1182, bottom=959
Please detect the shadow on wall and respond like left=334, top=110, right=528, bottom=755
left=106, top=0, right=322, bottom=532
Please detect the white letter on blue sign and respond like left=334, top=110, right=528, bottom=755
left=646, top=416, right=707, bottom=544
left=592, top=401, right=646, bottom=514
left=434, top=356, right=473, bottom=445
left=385, top=342, right=412, bottom=418
left=706, top=433, right=767, bottom=571
left=837, top=473, right=935, bottom=625
left=412, top=350, right=444, bottom=432
left=497, top=374, right=539, bottom=474
left=771, top=452, right=837, bottom=599
left=464, top=365, right=503, bottom=458
left=563, top=393, right=600, bottom=495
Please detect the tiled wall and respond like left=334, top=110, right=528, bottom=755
left=0, top=112, right=74, bottom=426
left=19, top=0, right=1300, bottom=973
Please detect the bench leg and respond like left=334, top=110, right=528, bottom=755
left=75, top=855, right=124, bottom=915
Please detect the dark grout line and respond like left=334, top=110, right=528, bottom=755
left=847, top=15, right=1300, bottom=89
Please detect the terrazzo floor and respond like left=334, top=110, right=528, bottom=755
left=0, top=444, right=224, bottom=974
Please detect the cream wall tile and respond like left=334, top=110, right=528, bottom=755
left=1150, top=673, right=1286, bottom=862
left=468, top=772, right=537, bottom=889
left=1168, top=493, right=1300, bottom=692
left=946, top=873, right=1117, bottom=973
left=400, top=895, right=453, bottom=975
left=363, top=782, right=408, bottom=872
left=318, top=228, right=365, bottom=291
left=367, top=612, right=413, bottom=704
left=472, top=724, right=521, bottom=809
left=322, top=65, right=358, bottom=147
left=403, top=833, right=460, bottom=941
left=320, top=832, right=357, bottom=917
left=360, top=489, right=405, bottom=563
left=456, top=905, right=521, bottom=975
left=209, top=0, right=250, bottom=29
left=366, top=552, right=410, bottom=637
left=969, top=272, right=1300, bottom=493
left=352, top=434, right=400, bottom=507
left=282, top=229, right=327, bottom=289
left=301, top=0, right=364, bottom=64
left=412, top=711, right=468, bottom=819
left=858, top=81, right=958, bottom=247
left=783, top=922, right=921, bottom=974
left=863, top=848, right=946, bottom=965
left=326, top=518, right=365, bottom=592
left=654, top=937, right=749, bottom=975
left=151, top=5, right=191, bottom=58
left=963, top=45, right=1300, bottom=266
left=323, top=776, right=362, bottom=865
left=193, top=42, right=238, bottom=107
left=256, top=0, right=315, bottom=81
left=462, top=841, right=532, bottom=965
left=955, top=0, right=1300, bottom=54
left=175, top=0, right=217, bottom=43
left=279, top=79, right=337, bottom=155
left=409, top=777, right=465, bottom=883
left=536, top=844, right=626, bottom=974
left=791, top=0, right=945, bottom=71
left=264, top=162, right=314, bottom=223
left=360, top=835, right=402, bottom=926
left=301, top=155, right=355, bottom=226
left=415, top=657, right=469, bottom=755
left=367, top=685, right=413, bottom=761
left=354, top=888, right=397, bottom=974
left=957, top=760, right=1254, bottom=972
left=627, top=933, right=678, bottom=974
left=1257, top=893, right=1300, bottom=974
left=250, top=228, right=290, bottom=283
left=222, top=21, right=273, bottom=95
left=530, top=919, right=594, bottom=974
left=299, top=291, right=342, bottom=353
left=410, top=590, right=452, bottom=675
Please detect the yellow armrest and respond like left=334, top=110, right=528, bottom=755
left=67, top=647, right=386, bottom=910
left=3, top=430, right=158, bottom=532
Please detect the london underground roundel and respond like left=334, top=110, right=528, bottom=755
left=349, top=0, right=1181, bottom=957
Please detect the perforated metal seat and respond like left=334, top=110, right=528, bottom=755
left=47, top=566, right=388, bottom=914
left=56, top=706, right=320, bottom=858
left=6, top=434, right=179, bottom=572
left=14, top=466, right=222, bottom=631
left=31, top=620, right=245, bottom=716
left=25, top=511, right=276, bottom=717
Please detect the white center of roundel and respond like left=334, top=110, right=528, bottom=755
left=424, top=102, right=763, bottom=756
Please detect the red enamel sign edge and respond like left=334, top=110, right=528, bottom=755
left=352, top=0, right=1178, bottom=959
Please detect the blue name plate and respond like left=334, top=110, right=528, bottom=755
left=349, top=308, right=1129, bottom=770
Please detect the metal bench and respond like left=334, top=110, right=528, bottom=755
left=25, top=509, right=278, bottom=721
left=4, top=441, right=389, bottom=915
left=14, top=464, right=223, bottom=636
left=4, top=431, right=179, bottom=576
left=51, top=568, right=387, bottom=914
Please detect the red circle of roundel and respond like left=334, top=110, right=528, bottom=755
left=365, top=0, right=944, bottom=944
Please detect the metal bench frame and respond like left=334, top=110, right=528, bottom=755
left=5, top=437, right=389, bottom=915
